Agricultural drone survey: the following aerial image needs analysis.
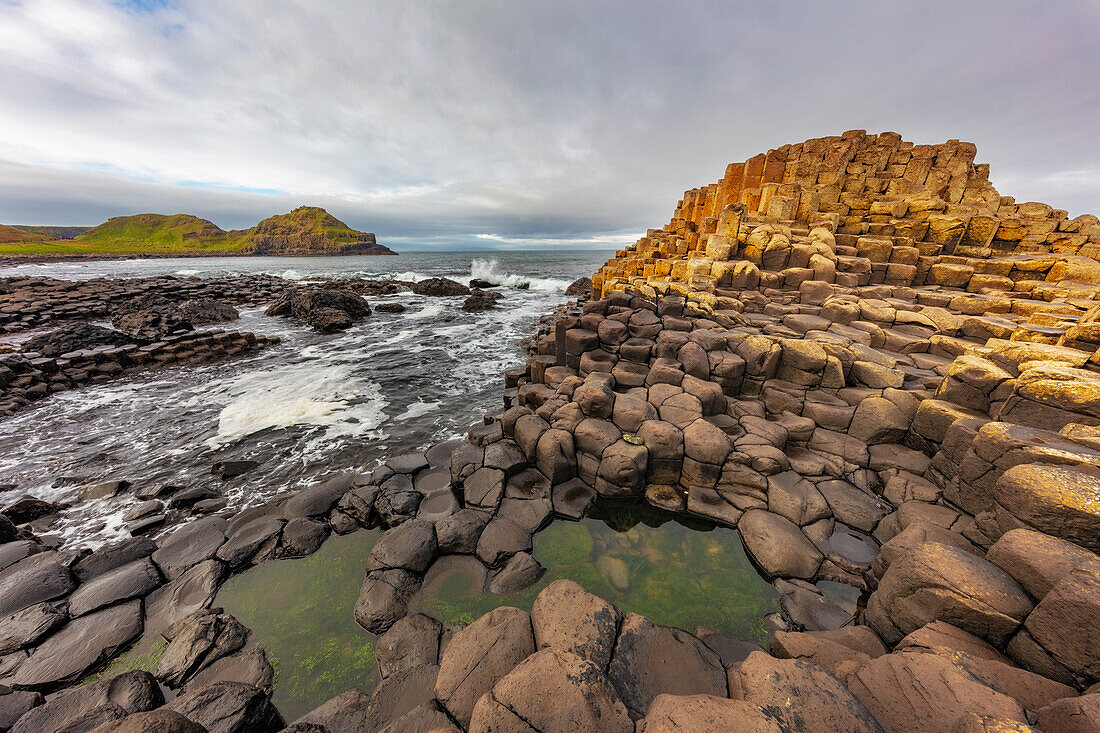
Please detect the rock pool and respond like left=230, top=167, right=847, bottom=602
left=213, top=503, right=778, bottom=720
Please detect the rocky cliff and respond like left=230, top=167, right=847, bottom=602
left=244, top=206, right=395, bottom=256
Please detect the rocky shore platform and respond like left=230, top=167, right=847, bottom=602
left=2, top=131, right=1100, bottom=732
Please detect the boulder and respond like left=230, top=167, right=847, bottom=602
left=376, top=613, right=441, bottom=680
left=987, top=529, right=1099, bottom=600
left=366, top=519, right=438, bottom=573
left=411, top=278, right=471, bottom=297
left=1021, top=564, right=1100, bottom=684
left=992, top=464, right=1100, bottom=551
left=729, top=651, right=883, bottom=732
left=354, top=568, right=421, bottom=634
left=151, top=516, right=228, bottom=580
left=179, top=299, right=238, bottom=324
left=86, top=709, right=207, bottom=733
left=11, top=601, right=143, bottom=690
left=530, top=579, right=621, bottom=670
left=164, top=681, right=283, bottom=732
left=265, top=287, right=371, bottom=332
left=642, top=693, right=784, bottom=732
left=144, top=559, right=228, bottom=633
left=867, top=542, right=1033, bottom=645
left=847, top=652, right=1029, bottom=733
left=290, top=687, right=371, bottom=731
left=67, top=557, right=161, bottom=617
left=469, top=648, right=632, bottom=733
left=606, top=613, right=727, bottom=716
left=0, top=602, right=67, bottom=656
left=1035, top=693, right=1100, bottom=733
left=739, top=510, right=823, bottom=579
left=0, top=552, right=74, bottom=618
left=21, top=323, right=134, bottom=358
left=156, top=609, right=250, bottom=687
left=435, top=606, right=535, bottom=727
left=10, top=670, right=162, bottom=733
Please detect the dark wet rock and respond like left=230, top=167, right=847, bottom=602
left=469, top=278, right=496, bottom=289
left=699, top=632, right=763, bottom=669
left=376, top=613, right=441, bottom=680
left=0, top=602, right=67, bottom=656
left=435, top=606, right=535, bottom=727
left=387, top=452, right=430, bottom=475
left=86, top=709, right=208, bottom=733
left=463, top=467, right=505, bottom=511
left=278, top=518, right=330, bottom=558
left=212, top=460, right=259, bottom=480
left=565, top=277, right=592, bottom=297
left=151, top=517, right=228, bottom=580
left=192, top=498, right=226, bottom=515
left=0, top=552, right=74, bottom=618
left=144, top=559, right=228, bottom=633
left=366, top=519, right=437, bottom=573
left=168, top=486, right=222, bottom=509
left=728, top=651, right=883, bottom=732
left=374, top=474, right=423, bottom=527
left=469, top=648, right=632, bottom=732
left=607, top=613, right=727, bottom=716
left=121, top=500, right=163, bottom=522
left=411, top=278, right=470, bottom=297
left=0, top=515, right=17, bottom=545
left=1, top=496, right=62, bottom=525
left=0, top=541, right=39, bottom=573
left=435, top=508, right=491, bottom=555
left=67, top=557, right=161, bottom=617
left=127, top=514, right=167, bottom=536
left=164, top=681, right=283, bottom=732
left=21, top=323, right=134, bottom=358
left=476, top=516, right=531, bottom=567
left=775, top=579, right=854, bottom=631
left=488, top=551, right=544, bottom=595
left=642, top=693, right=784, bottom=732
left=11, top=601, right=143, bottom=690
left=179, top=298, right=239, bottom=324
left=359, top=664, right=440, bottom=731
left=462, top=289, right=503, bottom=312
left=78, top=481, right=129, bottom=502
left=10, top=670, right=162, bottom=733
left=483, top=439, right=526, bottom=476
left=284, top=475, right=353, bottom=518
left=0, top=688, right=42, bottom=732
left=354, top=568, right=421, bottom=634
left=530, top=579, right=621, bottom=670
left=374, top=302, right=406, bottom=313
left=112, top=298, right=192, bottom=342
left=551, top=478, right=596, bottom=520
left=157, top=609, right=250, bottom=688
left=216, top=518, right=284, bottom=569
left=290, top=687, right=371, bottom=731
left=183, top=645, right=275, bottom=695
left=265, top=287, right=371, bottom=332
left=377, top=703, right=459, bottom=733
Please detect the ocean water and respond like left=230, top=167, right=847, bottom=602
left=0, top=250, right=612, bottom=548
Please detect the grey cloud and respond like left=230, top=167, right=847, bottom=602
left=0, top=0, right=1097, bottom=249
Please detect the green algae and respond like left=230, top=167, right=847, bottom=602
left=81, top=636, right=167, bottom=685
left=413, top=502, right=778, bottom=645
left=215, top=529, right=382, bottom=720
left=214, top=502, right=778, bottom=720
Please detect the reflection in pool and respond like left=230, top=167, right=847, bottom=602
left=215, top=502, right=778, bottom=720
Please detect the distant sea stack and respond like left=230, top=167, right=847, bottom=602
left=247, top=206, right=394, bottom=256
left=0, top=205, right=395, bottom=259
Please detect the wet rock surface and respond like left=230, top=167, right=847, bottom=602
left=5, top=130, right=1100, bottom=730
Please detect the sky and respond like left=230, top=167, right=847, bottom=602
left=0, top=0, right=1097, bottom=251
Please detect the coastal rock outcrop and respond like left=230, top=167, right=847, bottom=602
left=265, top=286, right=372, bottom=332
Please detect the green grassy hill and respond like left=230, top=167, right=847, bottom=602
left=0, top=207, right=393, bottom=258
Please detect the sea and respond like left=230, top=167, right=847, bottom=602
left=0, top=250, right=612, bottom=548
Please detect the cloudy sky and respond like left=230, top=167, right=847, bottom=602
left=0, top=0, right=1097, bottom=250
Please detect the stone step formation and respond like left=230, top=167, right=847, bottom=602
left=2, top=131, right=1099, bottom=732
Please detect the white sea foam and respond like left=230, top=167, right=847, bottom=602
left=469, top=258, right=571, bottom=292
left=202, top=361, right=387, bottom=449
left=281, top=269, right=305, bottom=280
left=388, top=270, right=431, bottom=283
left=395, top=399, right=442, bottom=421
left=407, top=302, right=444, bottom=319
left=175, top=269, right=201, bottom=276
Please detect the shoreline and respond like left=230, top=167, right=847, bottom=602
left=2, top=130, right=1099, bottom=732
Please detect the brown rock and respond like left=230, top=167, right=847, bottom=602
left=529, top=579, right=621, bottom=670
left=642, top=694, right=784, bottom=732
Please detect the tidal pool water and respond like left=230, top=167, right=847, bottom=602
left=213, top=504, right=778, bottom=720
